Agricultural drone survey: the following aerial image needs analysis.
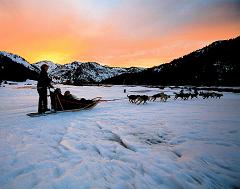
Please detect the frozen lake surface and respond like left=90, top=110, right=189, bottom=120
left=0, top=81, right=240, bottom=189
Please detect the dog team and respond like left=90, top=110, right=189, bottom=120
left=174, top=90, right=223, bottom=100
left=127, top=92, right=170, bottom=104
left=127, top=90, right=223, bottom=104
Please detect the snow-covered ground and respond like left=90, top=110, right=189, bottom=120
left=0, top=82, right=239, bottom=189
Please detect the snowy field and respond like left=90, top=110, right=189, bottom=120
left=0, top=81, right=240, bottom=189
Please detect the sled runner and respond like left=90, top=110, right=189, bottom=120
left=27, top=111, right=56, bottom=117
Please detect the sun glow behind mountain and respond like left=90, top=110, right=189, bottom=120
left=0, top=0, right=239, bottom=67
left=33, top=52, right=71, bottom=64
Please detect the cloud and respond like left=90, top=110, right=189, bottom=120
left=0, top=0, right=239, bottom=67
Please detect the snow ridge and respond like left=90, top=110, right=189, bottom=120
left=34, top=61, right=61, bottom=72
left=0, top=51, right=37, bottom=71
left=33, top=61, right=145, bottom=83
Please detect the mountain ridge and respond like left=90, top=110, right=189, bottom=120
left=0, top=51, right=145, bottom=83
left=102, top=36, right=240, bottom=86
left=0, top=51, right=39, bottom=81
left=32, top=60, right=145, bottom=84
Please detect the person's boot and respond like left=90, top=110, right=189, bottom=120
left=43, top=108, right=50, bottom=113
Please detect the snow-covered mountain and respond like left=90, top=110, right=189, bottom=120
left=34, top=60, right=61, bottom=72
left=0, top=51, right=38, bottom=72
left=33, top=61, right=145, bottom=84
left=0, top=50, right=144, bottom=84
left=0, top=51, right=39, bottom=81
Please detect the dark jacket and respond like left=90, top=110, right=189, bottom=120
left=37, top=70, right=53, bottom=89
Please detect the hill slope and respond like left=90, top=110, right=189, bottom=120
left=0, top=51, right=39, bottom=81
left=102, top=36, right=240, bottom=86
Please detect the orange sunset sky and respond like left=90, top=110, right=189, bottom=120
left=0, top=0, right=240, bottom=68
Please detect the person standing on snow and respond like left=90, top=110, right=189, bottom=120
left=37, top=64, right=54, bottom=113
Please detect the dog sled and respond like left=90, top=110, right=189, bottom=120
left=27, top=88, right=101, bottom=117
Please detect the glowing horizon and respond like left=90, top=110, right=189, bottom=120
left=0, top=0, right=239, bottom=68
